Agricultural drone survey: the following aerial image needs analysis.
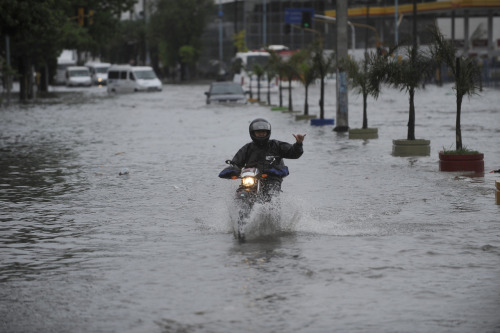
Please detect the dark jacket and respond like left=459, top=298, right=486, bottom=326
left=231, top=139, right=303, bottom=178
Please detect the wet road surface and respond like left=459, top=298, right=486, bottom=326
left=1, top=83, right=499, bottom=332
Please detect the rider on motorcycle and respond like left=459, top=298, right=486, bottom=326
left=228, top=118, right=306, bottom=196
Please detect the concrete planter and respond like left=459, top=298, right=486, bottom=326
left=392, top=139, right=430, bottom=157
left=349, top=128, right=378, bottom=140
left=496, top=180, right=500, bottom=205
left=295, top=114, right=317, bottom=121
left=271, top=106, right=288, bottom=111
left=438, top=151, right=484, bottom=173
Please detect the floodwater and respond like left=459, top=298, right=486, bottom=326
left=1, top=82, right=499, bottom=333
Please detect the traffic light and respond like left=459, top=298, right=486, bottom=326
left=301, top=11, right=312, bottom=29
left=88, top=10, right=94, bottom=25
left=77, top=7, right=85, bottom=26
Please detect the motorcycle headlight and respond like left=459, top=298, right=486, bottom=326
left=242, top=176, right=255, bottom=187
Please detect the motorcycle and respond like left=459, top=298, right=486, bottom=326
left=219, top=160, right=286, bottom=240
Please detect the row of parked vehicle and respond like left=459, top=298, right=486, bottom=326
left=63, top=63, right=162, bottom=93
left=64, top=63, right=107, bottom=87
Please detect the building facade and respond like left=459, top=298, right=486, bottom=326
left=199, top=0, right=440, bottom=77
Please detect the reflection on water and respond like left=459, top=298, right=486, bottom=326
left=0, top=143, right=78, bottom=203
left=0, top=106, right=89, bottom=285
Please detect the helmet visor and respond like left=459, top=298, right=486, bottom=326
left=250, top=120, right=271, bottom=132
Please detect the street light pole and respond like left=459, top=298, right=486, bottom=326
left=314, top=15, right=356, bottom=52
left=144, top=0, right=151, bottom=65
left=334, top=0, right=349, bottom=132
left=413, top=0, right=417, bottom=48
left=218, top=0, right=223, bottom=75
left=5, top=35, right=11, bottom=106
left=395, top=0, right=399, bottom=47
left=263, top=0, right=267, bottom=46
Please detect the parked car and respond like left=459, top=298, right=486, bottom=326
left=65, top=66, right=92, bottom=87
left=204, top=81, right=247, bottom=105
left=86, top=62, right=111, bottom=85
left=107, top=65, right=162, bottom=93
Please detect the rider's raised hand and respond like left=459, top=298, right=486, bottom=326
left=293, top=134, right=306, bottom=144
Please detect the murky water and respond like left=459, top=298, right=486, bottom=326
left=1, top=83, right=499, bottom=333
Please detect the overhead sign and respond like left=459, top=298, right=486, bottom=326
left=285, top=8, right=314, bottom=25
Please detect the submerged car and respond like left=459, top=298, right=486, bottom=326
left=205, top=81, right=247, bottom=105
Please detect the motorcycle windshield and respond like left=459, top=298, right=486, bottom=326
left=241, top=168, right=259, bottom=178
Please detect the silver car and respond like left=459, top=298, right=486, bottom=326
left=205, top=82, right=247, bottom=105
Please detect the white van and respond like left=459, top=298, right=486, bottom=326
left=65, top=66, right=92, bottom=87
left=86, top=62, right=111, bottom=85
left=107, top=65, right=162, bottom=93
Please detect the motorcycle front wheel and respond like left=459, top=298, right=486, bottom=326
left=235, top=200, right=253, bottom=241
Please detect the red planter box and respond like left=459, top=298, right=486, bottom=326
left=439, top=151, right=484, bottom=173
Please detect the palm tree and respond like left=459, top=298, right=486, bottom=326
left=297, top=60, right=316, bottom=116
left=265, top=65, right=277, bottom=106
left=343, top=51, right=382, bottom=129
left=429, top=27, right=482, bottom=151
left=283, top=50, right=307, bottom=112
left=268, top=50, right=286, bottom=108
left=372, top=43, right=434, bottom=140
left=295, top=46, right=316, bottom=115
left=252, top=64, right=265, bottom=102
left=311, top=40, right=335, bottom=120
left=246, top=67, right=254, bottom=100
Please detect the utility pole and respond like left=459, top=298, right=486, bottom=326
left=263, top=0, right=267, bottom=46
left=334, top=0, right=349, bottom=132
left=413, top=0, right=417, bottom=49
left=218, top=0, right=223, bottom=75
left=5, top=35, right=12, bottom=106
left=395, top=0, right=399, bottom=48
left=144, top=0, right=150, bottom=65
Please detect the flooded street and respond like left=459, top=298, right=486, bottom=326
left=1, top=82, right=499, bottom=333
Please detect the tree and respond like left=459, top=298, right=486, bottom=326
left=296, top=50, right=316, bottom=116
left=252, top=64, right=264, bottom=102
left=268, top=50, right=286, bottom=108
left=148, top=0, right=214, bottom=81
left=246, top=68, right=254, bottom=99
left=69, top=0, right=136, bottom=63
left=0, top=0, right=136, bottom=100
left=179, top=45, right=198, bottom=80
left=233, top=30, right=248, bottom=53
left=372, top=44, right=434, bottom=140
left=1, top=0, right=66, bottom=99
left=282, top=51, right=307, bottom=112
left=429, top=27, right=481, bottom=151
left=311, top=41, right=335, bottom=120
left=105, top=19, right=145, bottom=65
left=60, top=20, right=95, bottom=63
left=264, top=64, right=277, bottom=106
left=343, top=51, right=382, bottom=129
